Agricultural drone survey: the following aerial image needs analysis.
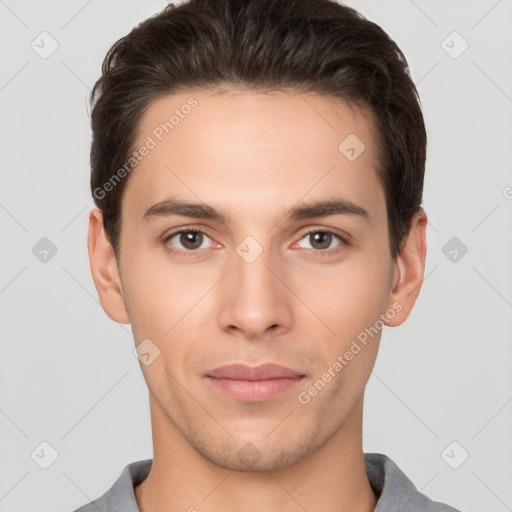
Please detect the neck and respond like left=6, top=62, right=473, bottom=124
left=135, top=395, right=377, bottom=512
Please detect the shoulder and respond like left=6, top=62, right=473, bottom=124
left=71, top=459, right=153, bottom=512
left=364, top=453, right=462, bottom=512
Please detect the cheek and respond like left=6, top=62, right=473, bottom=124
left=121, top=250, right=212, bottom=377
left=300, top=265, right=387, bottom=406
left=300, top=255, right=392, bottom=339
left=120, top=249, right=197, bottom=332
left=122, top=228, right=393, bottom=345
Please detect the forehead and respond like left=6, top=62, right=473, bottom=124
left=122, top=88, right=384, bottom=225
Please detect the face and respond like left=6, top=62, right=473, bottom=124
left=89, top=88, right=426, bottom=472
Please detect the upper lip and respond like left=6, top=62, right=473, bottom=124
left=206, top=363, right=304, bottom=380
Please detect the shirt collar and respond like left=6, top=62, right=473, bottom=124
left=86, top=453, right=456, bottom=512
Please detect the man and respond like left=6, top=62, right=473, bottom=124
left=75, top=0, right=460, bottom=510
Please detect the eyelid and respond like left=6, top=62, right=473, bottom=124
left=292, top=227, right=348, bottom=253
left=295, top=225, right=350, bottom=242
left=163, top=225, right=351, bottom=255
left=163, top=226, right=216, bottom=248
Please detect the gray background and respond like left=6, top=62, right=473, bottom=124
left=0, top=0, right=511, bottom=511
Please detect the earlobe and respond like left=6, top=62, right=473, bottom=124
left=87, top=208, right=131, bottom=324
left=384, top=210, right=427, bottom=327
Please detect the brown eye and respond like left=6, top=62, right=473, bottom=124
left=179, top=231, right=203, bottom=250
left=165, top=230, right=213, bottom=252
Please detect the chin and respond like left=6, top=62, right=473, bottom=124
left=190, top=431, right=322, bottom=473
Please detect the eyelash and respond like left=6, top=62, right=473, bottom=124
left=163, top=227, right=349, bottom=258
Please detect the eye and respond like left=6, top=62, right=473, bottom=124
left=164, top=229, right=215, bottom=253
left=295, top=229, right=347, bottom=254
left=163, top=227, right=348, bottom=257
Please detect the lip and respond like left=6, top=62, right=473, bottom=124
left=207, top=363, right=303, bottom=380
left=205, top=363, right=305, bottom=402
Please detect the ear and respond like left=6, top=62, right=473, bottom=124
left=383, top=209, right=427, bottom=327
left=87, top=208, right=130, bottom=324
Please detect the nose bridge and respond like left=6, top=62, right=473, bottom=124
left=235, top=242, right=277, bottom=296
left=217, top=237, right=292, bottom=337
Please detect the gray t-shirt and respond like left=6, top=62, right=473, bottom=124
left=72, top=453, right=461, bottom=511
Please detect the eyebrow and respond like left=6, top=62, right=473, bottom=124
left=141, top=197, right=370, bottom=224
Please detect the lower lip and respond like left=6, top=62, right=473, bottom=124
left=205, top=376, right=304, bottom=402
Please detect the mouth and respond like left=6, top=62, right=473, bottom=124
left=204, top=363, right=306, bottom=402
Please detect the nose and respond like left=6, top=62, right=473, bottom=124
left=217, top=244, right=294, bottom=340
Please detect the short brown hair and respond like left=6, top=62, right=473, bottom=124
left=90, top=0, right=426, bottom=260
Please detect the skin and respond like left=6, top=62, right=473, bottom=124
left=88, top=88, right=427, bottom=512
